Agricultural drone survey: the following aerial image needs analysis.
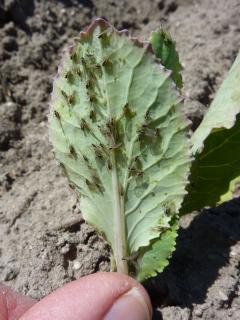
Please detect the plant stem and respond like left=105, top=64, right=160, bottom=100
left=111, top=150, right=128, bottom=275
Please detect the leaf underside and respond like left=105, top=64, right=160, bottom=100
left=49, top=19, right=190, bottom=280
left=137, top=28, right=184, bottom=280
left=150, top=28, right=183, bottom=89
left=137, top=216, right=178, bottom=281
left=181, top=52, right=240, bottom=214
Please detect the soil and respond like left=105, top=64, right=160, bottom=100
left=0, top=0, right=240, bottom=319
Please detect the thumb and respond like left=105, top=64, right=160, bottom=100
left=20, top=272, right=152, bottom=320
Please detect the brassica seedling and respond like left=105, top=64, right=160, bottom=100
left=49, top=18, right=240, bottom=281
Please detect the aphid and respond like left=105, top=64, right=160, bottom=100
left=163, top=201, right=175, bottom=217
left=99, top=126, right=110, bottom=138
left=102, top=56, right=112, bottom=67
left=165, top=207, right=171, bottom=216
left=144, top=128, right=158, bottom=137
left=129, top=166, right=143, bottom=177
left=144, top=109, right=151, bottom=120
left=85, top=57, right=96, bottom=68
left=147, top=127, right=161, bottom=137
left=95, top=182, right=104, bottom=193
left=129, top=166, right=137, bottom=175
left=98, top=143, right=110, bottom=157
left=93, top=145, right=104, bottom=160
left=107, top=160, right=112, bottom=170
left=123, top=103, right=136, bottom=118
left=89, top=109, right=96, bottom=121
left=61, top=90, right=75, bottom=105
left=86, top=79, right=92, bottom=89
left=69, top=145, right=77, bottom=159
left=106, top=117, right=115, bottom=131
left=137, top=124, right=147, bottom=136
left=80, top=57, right=87, bottom=68
left=86, top=178, right=101, bottom=193
left=138, top=123, right=159, bottom=138
left=122, top=251, right=140, bottom=261
left=89, top=93, right=97, bottom=102
left=85, top=53, right=95, bottom=60
left=95, top=150, right=104, bottom=160
left=136, top=170, right=144, bottom=177
left=155, top=128, right=160, bottom=137
left=120, top=185, right=124, bottom=197
left=92, top=175, right=101, bottom=187
left=83, top=155, right=89, bottom=163
left=61, top=90, right=68, bottom=101
left=102, top=58, right=109, bottom=67
left=132, top=155, right=139, bottom=163
left=80, top=119, right=89, bottom=131
left=119, top=57, right=126, bottom=64
left=151, top=226, right=164, bottom=233
left=64, top=71, right=74, bottom=83
left=109, top=142, right=122, bottom=150
left=68, top=93, right=75, bottom=105
left=69, top=183, right=75, bottom=190
left=74, top=67, right=81, bottom=77
left=60, top=163, right=67, bottom=176
left=98, top=32, right=105, bottom=39
left=106, top=117, right=119, bottom=143
left=92, top=63, right=101, bottom=70
left=130, top=156, right=141, bottom=169
left=70, top=51, right=78, bottom=62
left=85, top=179, right=93, bottom=189
left=54, top=110, right=61, bottom=120
left=98, top=29, right=111, bottom=39
left=99, top=143, right=107, bottom=152
left=87, top=66, right=98, bottom=81
left=54, top=110, right=65, bottom=133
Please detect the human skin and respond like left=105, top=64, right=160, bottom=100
left=0, top=272, right=152, bottom=320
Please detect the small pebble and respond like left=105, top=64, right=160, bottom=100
left=61, top=244, right=70, bottom=254
left=3, top=267, right=19, bottom=281
left=73, top=260, right=81, bottom=270
left=218, top=290, right=228, bottom=302
left=194, top=307, right=203, bottom=317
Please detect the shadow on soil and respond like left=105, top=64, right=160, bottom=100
left=0, top=0, right=35, bottom=31
left=143, top=198, right=240, bottom=319
left=58, top=0, right=95, bottom=9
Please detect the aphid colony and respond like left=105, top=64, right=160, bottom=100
left=53, top=33, right=161, bottom=195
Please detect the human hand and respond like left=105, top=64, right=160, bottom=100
left=0, top=272, right=152, bottom=320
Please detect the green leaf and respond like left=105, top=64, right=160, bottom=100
left=150, top=28, right=183, bottom=89
left=137, top=216, right=178, bottom=282
left=219, top=176, right=240, bottom=203
left=192, top=53, right=240, bottom=154
left=49, top=19, right=191, bottom=279
left=181, top=53, right=240, bottom=214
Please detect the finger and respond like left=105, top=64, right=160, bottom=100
left=20, top=272, right=152, bottom=320
left=0, top=284, right=36, bottom=320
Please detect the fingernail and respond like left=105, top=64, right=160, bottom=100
left=104, top=287, right=151, bottom=320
